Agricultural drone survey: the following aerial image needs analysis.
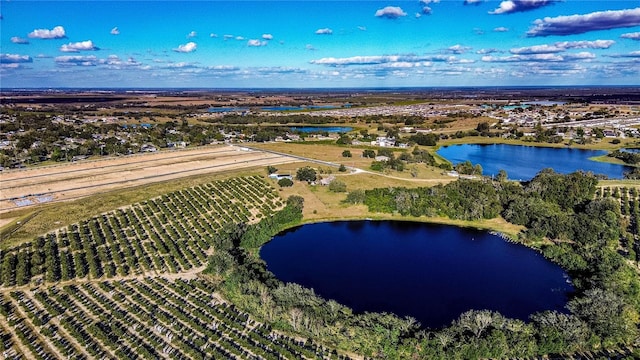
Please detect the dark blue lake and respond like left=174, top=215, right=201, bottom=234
left=260, top=221, right=573, bottom=328
left=437, top=144, right=631, bottom=180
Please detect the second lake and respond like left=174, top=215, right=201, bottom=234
left=437, top=143, right=631, bottom=180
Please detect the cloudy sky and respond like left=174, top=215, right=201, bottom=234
left=1, top=0, right=639, bottom=88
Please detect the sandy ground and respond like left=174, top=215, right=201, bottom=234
left=0, top=144, right=300, bottom=215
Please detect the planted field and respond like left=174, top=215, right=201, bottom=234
left=595, top=186, right=640, bottom=264
left=0, top=176, right=348, bottom=359
left=0, top=145, right=298, bottom=214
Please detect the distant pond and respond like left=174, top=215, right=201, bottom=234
left=288, top=126, right=352, bottom=133
left=437, top=144, right=632, bottom=180
left=260, top=221, right=573, bottom=329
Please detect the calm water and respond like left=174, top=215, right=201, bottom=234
left=260, top=221, right=573, bottom=328
left=208, top=107, right=249, bottom=113
left=261, top=105, right=339, bottom=111
left=437, top=144, right=631, bottom=180
left=289, top=126, right=352, bottom=133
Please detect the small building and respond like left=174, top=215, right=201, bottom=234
left=319, top=175, right=335, bottom=186
left=269, top=173, right=293, bottom=181
left=372, top=137, right=396, bottom=147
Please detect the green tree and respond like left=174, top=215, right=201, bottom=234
left=296, top=166, right=317, bottom=182
left=342, top=150, right=352, bottom=158
left=567, top=288, right=638, bottom=348
left=277, top=178, right=293, bottom=187
left=344, top=189, right=366, bottom=204
left=363, top=149, right=376, bottom=158
left=496, top=169, right=508, bottom=182
left=476, top=121, right=490, bottom=133
left=336, top=134, right=352, bottom=145
left=328, top=180, right=347, bottom=193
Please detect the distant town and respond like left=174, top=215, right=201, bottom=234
left=1, top=87, right=639, bottom=170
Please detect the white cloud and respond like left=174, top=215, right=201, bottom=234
left=247, top=39, right=267, bottom=47
left=223, top=34, right=234, bottom=40
left=464, top=0, right=483, bottom=5
left=262, top=34, right=273, bottom=40
left=448, top=44, right=471, bottom=54
left=0, top=54, right=33, bottom=64
left=306, top=44, right=316, bottom=51
left=235, top=36, right=245, bottom=41
left=510, top=44, right=564, bottom=54
left=173, top=42, right=197, bottom=53
left=493, top=27, right=509, bottom=32
left=482, top=54, right=561, bottom=62
left=166, top=62, right=199, bottom=69
left=28, top=25, right=66, bottom=39
left=555, top=40, right=615, bottom=49
left=358, top=26, right=367, bottom=31
left=621, top=32, right=640, bottom=40
left=527, top=8, right=640, bottom=37
left=103, top=55, right=145, bottom=69
left=482, top=53, right=594, bottom=62
left=510, top=40, right=615, bottom=54
left=375, top=6, right=407, bottom=19
left=476, top=48, right=501, bottom=54
left=315, top=28, right=333, bottom=35
left=54, top=55, right=100, bottom=66
left=608, top=51, right=640, bottom=58
left=564, top=52, right=596, bottom=60
left=10, top=37, right=29, bottom=44
left=490, top=0, right=558, bottom=15
left=110, top=27, right=120, bottom=35
left=210, top=33, right=218, bottom=38
left=187, top=31, right=197, bottom=38
left=310, top=54, right=461, bottom=66
left=60, top=40, right=99, bottom=52
left=420, top=0, right=440, bottom=4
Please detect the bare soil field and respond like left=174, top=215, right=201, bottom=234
left=0, top=145, right=300, bottom=215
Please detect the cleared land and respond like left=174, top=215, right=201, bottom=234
left=0, top=145, right=301, bottom=215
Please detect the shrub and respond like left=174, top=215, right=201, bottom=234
left=328, top=180, right=347, bottom=193
left=278, top=178, right=293, bottom=187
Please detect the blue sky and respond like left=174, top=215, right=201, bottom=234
left=1, top=0, right=639, bottom=88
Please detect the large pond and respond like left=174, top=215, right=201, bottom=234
left=437, top=144, right=631, bottom=180
left=260, top=221, right=573, bottom=328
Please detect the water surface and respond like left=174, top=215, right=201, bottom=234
left=437, top=144, right=630, bottom=180
left=261, top=221, right=573, bottom=328
left=289, top=126, right=352, bottom=133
